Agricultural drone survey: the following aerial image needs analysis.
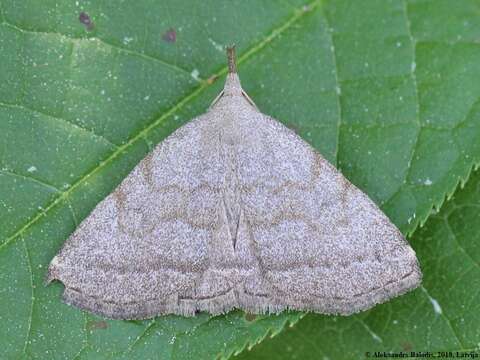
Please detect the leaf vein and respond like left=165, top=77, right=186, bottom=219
left=123, top=320, right=156, bottom=355
left=400, top=0, right=422, bottom=185
left=319, top=8, right=342, bottom=166
left=443, top=217, right=480, bottom=270
left=420, top=285, right=466, bottom=349
left=0, top=101, right=119, bottom=149
left=0, top=169, right=61, bottom=193
left=21, top=236, right=34, bottom=357
left=381, top=1, right=423, bottom=230
left=1, top=20, right=194, bottom=78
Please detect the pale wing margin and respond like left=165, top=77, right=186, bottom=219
left=239, top=114, right=422, bottom=315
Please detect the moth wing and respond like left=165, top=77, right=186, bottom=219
left=47, top=115, right=237, bottom=319
left=238, top=113, right=422, bottom=315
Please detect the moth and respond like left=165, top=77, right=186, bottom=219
left=47, top=47, right=422, bottom=319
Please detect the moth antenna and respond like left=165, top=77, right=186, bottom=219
left=226, top=46, right=237, bottom=74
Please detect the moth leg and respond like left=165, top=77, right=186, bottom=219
left=209, top=90, right=224, bottom=108
left=241, top=90, right=258, bottom=110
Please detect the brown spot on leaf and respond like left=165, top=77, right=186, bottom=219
left=162, top=28, right=177, bottom=43
left=401, top=342, right=413, bottom=352
left=244, top=313, right=257, bottom=322
left=79, top=12, right=94, bottom=31
left=87, top=320, right=108, bottom=330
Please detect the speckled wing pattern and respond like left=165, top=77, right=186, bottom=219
left=47, top=57, right=422, bottom=320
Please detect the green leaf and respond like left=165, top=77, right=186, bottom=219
left=237, top=167, right=480, bottom=359
left=1, top=0, right=479, bottom=358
